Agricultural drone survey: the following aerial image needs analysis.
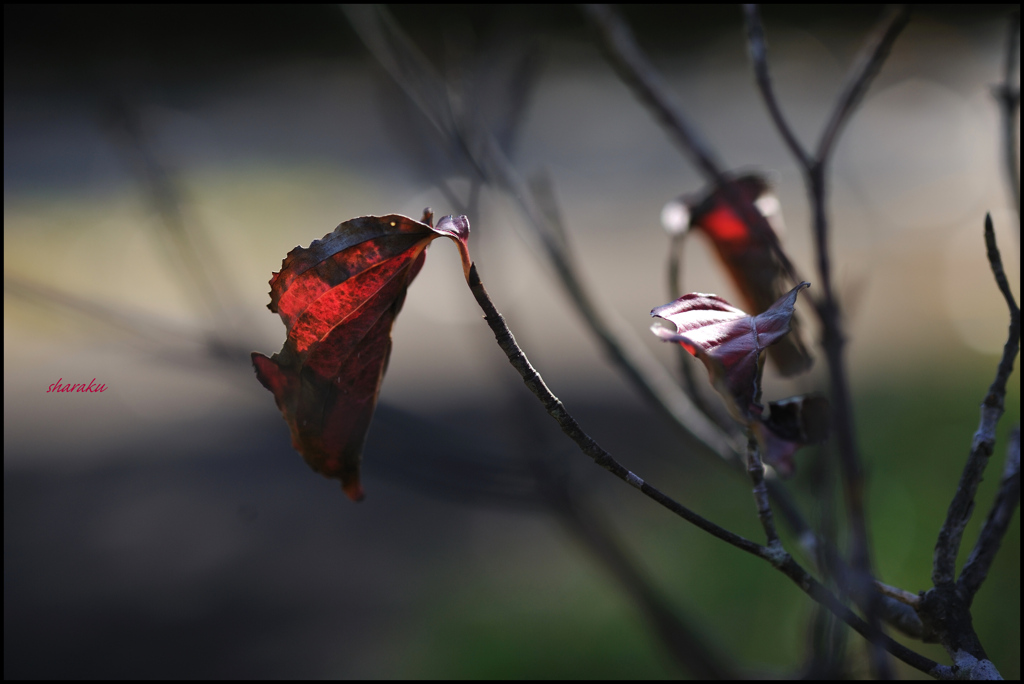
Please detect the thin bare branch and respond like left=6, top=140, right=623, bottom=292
left=984, top=213, right=1021, bottom=319
left=814, top=6, right=911, bottom=164
left=742, top=5, right=812, bottom=168
left=581, top=4, right=726, bottom=184
left=466, top=262, right=762, bottom=554
left=959, top=425, right=1021, bottom=603
left=584, top=4, right=806, bottom=290
left=934, top=215, right=1021, bottom=586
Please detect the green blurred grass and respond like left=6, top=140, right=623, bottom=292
left=398, top=358, right=1019, bottom=679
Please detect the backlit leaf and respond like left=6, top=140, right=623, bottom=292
left=252, top=212, right=471, bottom=501
left=651, top=282, right=810, bottom=422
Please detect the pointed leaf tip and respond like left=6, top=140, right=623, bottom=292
left=343, top=478, right=366, bottom=502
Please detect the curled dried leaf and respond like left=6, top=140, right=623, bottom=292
left=753, top=394, right=830, bottom=476
left=252, top=212, right=472, bottom=501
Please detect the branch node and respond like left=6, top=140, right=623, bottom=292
left=763, top=541, right=790, bottom=568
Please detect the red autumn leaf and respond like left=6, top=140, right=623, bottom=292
left=661, top=174, right=812, bottom=377
left=252, top=212, right=472, bottom=501
left=651, top=281, right=810, bottom=421
left=752, top=394, right=830, bottom=476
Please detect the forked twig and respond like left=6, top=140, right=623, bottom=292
left=933, top=215, right=1021, bottom=587
left=590, top=2, right=913, bottom=671
left=911, top=217, right=1018, bottom=680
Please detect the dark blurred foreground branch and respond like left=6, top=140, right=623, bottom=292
left=465, top=260, right=947, bottom=678
left=8, top=97, right=260, bottom=370
left=3, top=275, right=251, bottom=371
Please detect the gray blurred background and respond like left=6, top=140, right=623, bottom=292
left=4, top=5, right=1019, bottom=679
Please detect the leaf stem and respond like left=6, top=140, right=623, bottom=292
left=746, top=357, right=780, bottom=546
left=747, top=431, right=779, bottom=547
